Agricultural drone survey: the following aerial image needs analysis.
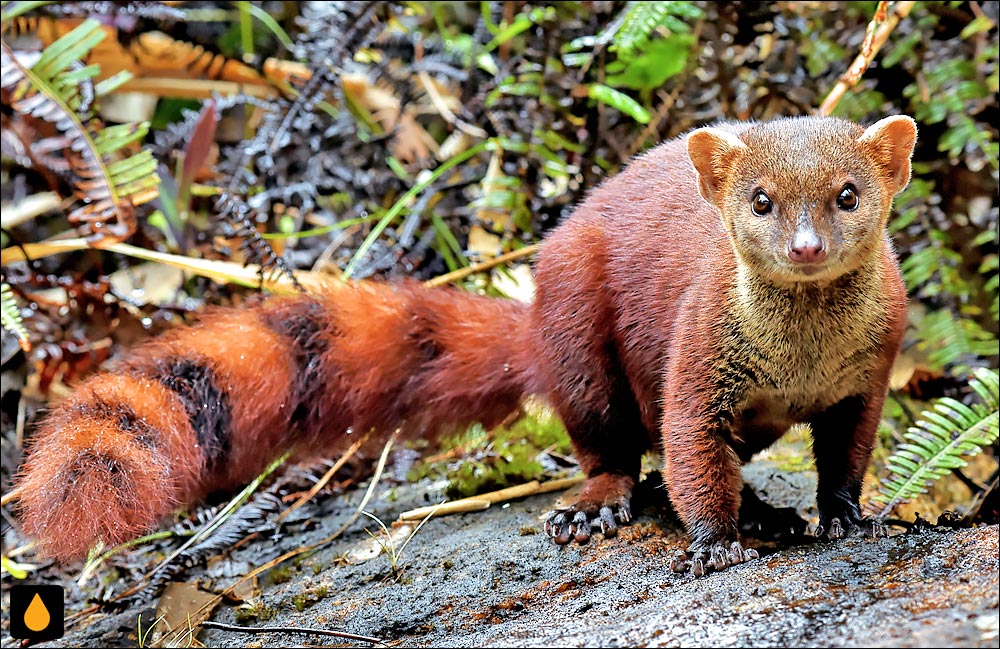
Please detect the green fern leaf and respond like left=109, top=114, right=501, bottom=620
left=870, top=368, right=1000, bottom=517
left=0, top=282, right=31, bottom=352
left=611, top=1, right=703, bottom=60
left=0, top=19, right=159, bottom=243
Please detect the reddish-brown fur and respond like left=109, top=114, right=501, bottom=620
left=16, top=115, right=915, bottom=573
left=18, top=281, right=538, bottom=560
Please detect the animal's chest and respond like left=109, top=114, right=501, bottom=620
left=718, top=306, right=883, bottom=429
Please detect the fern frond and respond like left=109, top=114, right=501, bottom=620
left=1, top=282, right=31, bottom=352
left=610, top=1, right=703, bottom=60
left=0, top=19, right=159, bottom=243
left=915, top=309, right=998, bottom=374
left=870, top=367, right=1000, bottom=517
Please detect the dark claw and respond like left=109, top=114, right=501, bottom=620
left=544, top=512, right=566, bottom=538
left=544, top=501, right=631, bottom=546
left=598, top=507, right=618, bottom=537
left=571, top=511, right=591, bottom=544
left=708, top=545, right=728, bottom=571
left=672, top=540, right=760, bottom=578
left=545, top=511, right=573, bottom=545
left=818, top=515, right=888, bottom=541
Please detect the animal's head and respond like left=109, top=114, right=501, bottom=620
left=687, top=115, right=916, bottom=283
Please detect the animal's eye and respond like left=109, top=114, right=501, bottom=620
left=751, top=190, right=773, bottom=216
left=837, top=184, right=859, bottom=211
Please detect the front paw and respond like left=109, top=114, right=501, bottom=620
left=740, top=504, right=809, bottom=542
left=543, top=501, right=631, bottom=545
left=669, top=540, right=759, bottom=578
left=817, top=515, right=888, bottom=540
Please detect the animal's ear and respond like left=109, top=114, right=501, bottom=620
left=858, top=115, right=917, bottom=195
left=687, top=127, right=749, bottom=205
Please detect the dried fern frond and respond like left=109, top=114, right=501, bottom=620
left=869, top=367, right=999, bottom=517
left=1, top=282, right=31, bottom=352
left=1, top=19, right=159, bottom=243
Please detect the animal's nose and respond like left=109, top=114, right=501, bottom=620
left=788, top=231, right=827, bottom=264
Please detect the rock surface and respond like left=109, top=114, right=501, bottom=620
left=21, top=464, right=1000, bottom=648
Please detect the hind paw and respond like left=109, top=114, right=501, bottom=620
left=543, top=502, right=631, bottom=545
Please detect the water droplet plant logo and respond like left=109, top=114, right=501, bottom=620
left=9, top=584, right=64, bottom=641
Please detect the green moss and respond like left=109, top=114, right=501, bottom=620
left=290, top=585, right=330, bottom=612
left=268, top=565, right=295, bottom=585
left=234, top=601, right=277, bottom=624
left=407, top=405, right=573, bottom=498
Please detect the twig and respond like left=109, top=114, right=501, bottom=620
left=275, top=433, right=370, bottom=523
left=423, top=243, right=539, bottom=288
left=200, top=621, right=389, bottom=645
left=626, top=87, right=680, bottom=159
left=964, top=471, right=999, bottom=524
left=328, top=430, right=398, bottom=540
left=817, top=1, right=916, bottom=116
left=120, top=77, right=278, bottom=99
left=0, top=485, right=22, bottom=507
left=416, top=70, right=487, bottom=138
left=398, top=475, right=584, bottom=521
left=0, top=192, right=62, bottom=229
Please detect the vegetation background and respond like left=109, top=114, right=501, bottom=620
left=0, top=0, right=997, bottom=625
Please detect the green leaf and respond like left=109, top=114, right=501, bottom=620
left=960, top=15, right=995, bottom=40
left=605, top=34, right=695, bottom=90
left=611, top=1, right=703, bottom=60
left=94, top=122, right=149, bottom=154
left=587, top=84, right=650, bottom=124
left=34, top=20, right=105, bottom=81
left=93, top=69, right=133, bottom=96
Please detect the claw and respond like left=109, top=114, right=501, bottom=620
left=818, top=515, right=889, bottom=541
left=571, top=511, right=591, bottom=544
left=708, top=545, right=729, bottom=571
left=543, top=500, right=631, bottom=546
left=672, top=540, right=760, bottom=578
left=598, top=507, right=618, bottom=537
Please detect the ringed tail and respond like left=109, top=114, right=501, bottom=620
left=15, top=280, right=538, bottom=561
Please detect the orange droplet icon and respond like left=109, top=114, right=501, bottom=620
left=25, top=593, right=51, bottom=632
